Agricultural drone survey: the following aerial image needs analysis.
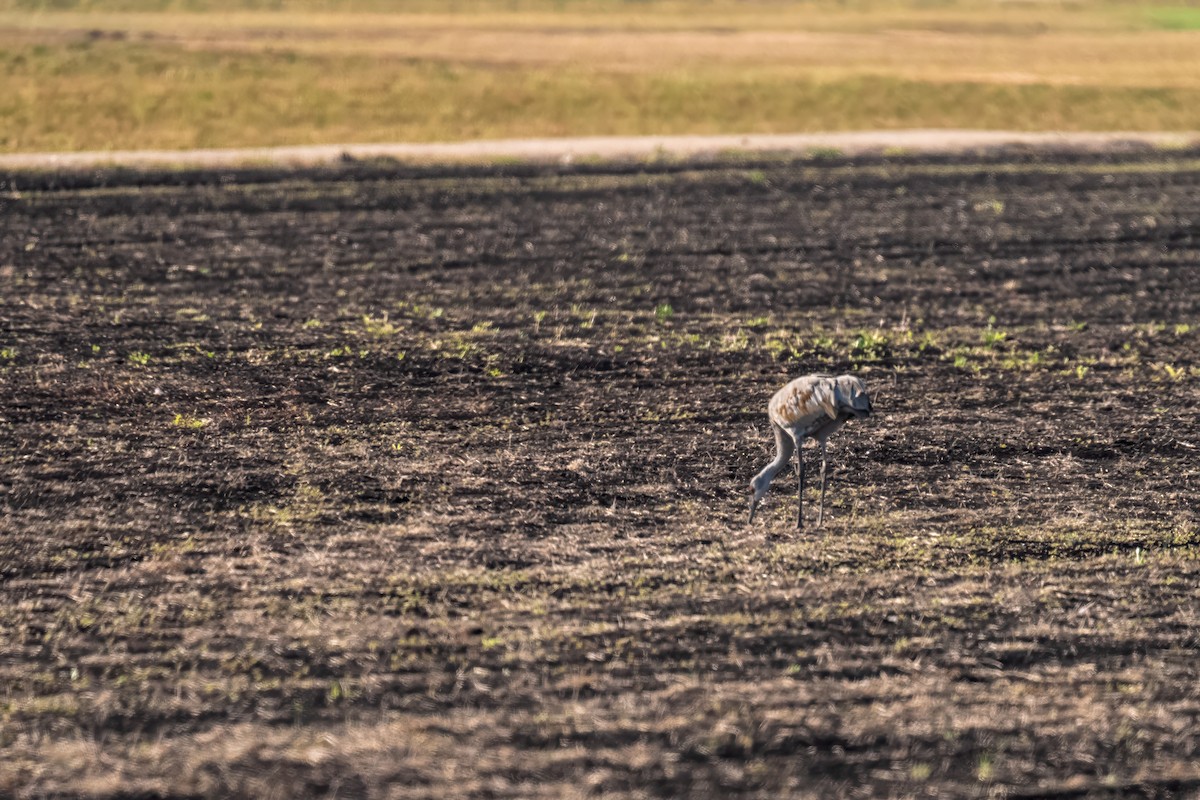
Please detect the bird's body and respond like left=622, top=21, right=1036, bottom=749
left=749, top=374, right=872, bottom=528
left=768, top=374, right=865, bottom=442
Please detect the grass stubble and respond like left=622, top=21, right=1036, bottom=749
left=1, top=149, right=1199, bottom=796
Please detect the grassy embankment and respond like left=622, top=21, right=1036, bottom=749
left=1, top=0, right=1200, bottom=152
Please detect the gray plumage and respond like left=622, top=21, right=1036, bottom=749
left=749, top=374, right=873, bottom=528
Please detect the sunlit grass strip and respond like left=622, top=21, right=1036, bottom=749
left=4, top=42, right=1200, bottom=153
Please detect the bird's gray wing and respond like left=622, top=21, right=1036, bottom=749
left=812, top=380, right=839, bottom=420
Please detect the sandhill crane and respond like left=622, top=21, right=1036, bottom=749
left=749, top=374, right=872, bottom=528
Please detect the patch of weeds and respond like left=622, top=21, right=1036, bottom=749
left=14, top=694, right=81, bottom=718
left=1001, top=347, right=1055, bottom=371
left=302, top=318, right=323, bottom=329
left=172, top=413, right=208, bottom=430
left=763, top=330, right=802, bottom=362
left=1152, top=362, right=1186, bottom=380
left=850, top=329, right=891, bottom=364
left=0, top=346, right=16, bottom=361
left=973, top=199, right=1005, bottom=215
left=640, top=406, right=695, bottom=422
left=326, top=680, right=347, bottom=704
left=810, top=331, right=836, bottom=352
left=175, top=307, right=210, bottom=322
left=664, top=331, right=704, bottom=353
left=432, top=333, right=478, bottom=361
left=655, top=303, right=675, bottom=324
left=980, top=318, right=1008, bottom=349
left=127, top=351, right=151, bottom=366
left=1174, top=323, right=1191, bottom=336
left=950, top=349, right=980, bottom=372
left=362, top=313, right=399, bottom=337
left=911, top=763, right=933, bottom=781
left=719, top=328, right=751, bottom=352
left=389, top=438, right=424, bottom=457
left=808, top=146, right=842, bottom=160
left=396, top=301, right=444, bottom=321
left=916, top=331, right=941, bottom=355
left=1120, top=336, right=1146, bottom=363
left=251, top=480, right=326, bottom=528
left=745, top=169, right=768, bottom=185
left=166, top=341, right=215, bottom=359
left=570, top=306, right=596, bottom=329
left=150, top=534, right=198, bottom=559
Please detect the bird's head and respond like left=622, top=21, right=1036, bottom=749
left=748, top=475, right=769, bottom=524
left=839, top=375, right=873, bottom=419
left=858, top=396, right=873, bottom=419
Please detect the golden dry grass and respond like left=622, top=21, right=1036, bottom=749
left=2, top=4, right=1199, bottom=156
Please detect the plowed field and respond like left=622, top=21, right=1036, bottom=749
left=2, top=150, right=1199, bottom=798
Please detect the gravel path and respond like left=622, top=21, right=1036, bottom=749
left=1, top=129, right=1196, bottom=169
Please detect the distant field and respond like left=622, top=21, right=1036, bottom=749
left=2, top=0, right=1200, bottom=153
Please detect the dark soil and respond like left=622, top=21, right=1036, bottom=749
left=2, top=149, right=1199, bottom=798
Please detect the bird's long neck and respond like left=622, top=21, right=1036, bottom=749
left=755, top=424, right=795, bottom=487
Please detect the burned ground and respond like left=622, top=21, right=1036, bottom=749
left=1, top=150, right=1199, bottom=798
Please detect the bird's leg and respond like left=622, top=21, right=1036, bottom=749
left=795, top=443, right=805, bottom=530
left=817, top=439, right=829, bottom=527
